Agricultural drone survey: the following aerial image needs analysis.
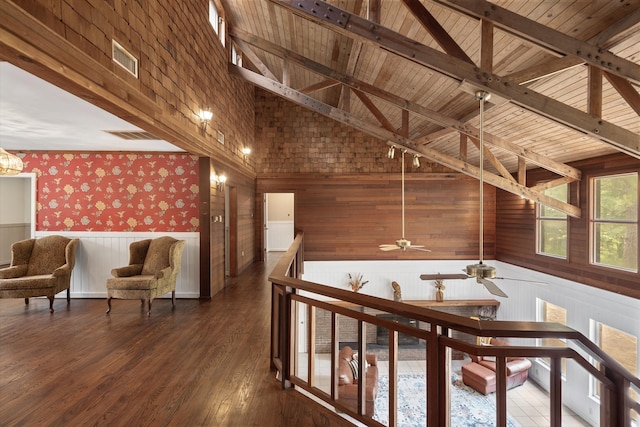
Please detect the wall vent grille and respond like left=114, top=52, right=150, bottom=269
left=104, top=130, right=159, bottom=140
left=112, top=40, right=138, bottom=78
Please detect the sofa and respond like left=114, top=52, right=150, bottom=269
left=0, top=235, right=79, bottom=313
left=461, top=338, right=532, bottom=395
left=337, top=346, right=379, bottom=417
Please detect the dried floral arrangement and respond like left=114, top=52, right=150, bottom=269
left=348, top=273, right=369, bottom=292
left=434, top=279, right=446, bottom=291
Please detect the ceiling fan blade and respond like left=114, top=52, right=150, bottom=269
left=495, top=277, right=548, bottom=285
left=379, top=245, right=399, bottom=251
left=420, top=273, right=469, bottom=280
left=478, top=278, right=509, bottom=298
left=409, top=247, right=432, bottom=252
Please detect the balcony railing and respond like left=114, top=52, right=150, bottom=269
left=270, top=232, right=640, bottom=426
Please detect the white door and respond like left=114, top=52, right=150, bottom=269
left=265, top=193, right=294, bottom=252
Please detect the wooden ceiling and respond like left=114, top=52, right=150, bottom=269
left=222, top=0, right=640, bottom=216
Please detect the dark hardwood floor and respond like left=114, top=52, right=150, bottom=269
left=0, top=253, right=352, bottom=427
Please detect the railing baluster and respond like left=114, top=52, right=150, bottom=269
left=496, top=356, right=507, bottom=427
left=550, top=356, right=562, bottom=427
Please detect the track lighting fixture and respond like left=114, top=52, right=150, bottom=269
left=412, top=155, right=420, bottom=168
left=387, top=145, right=395, bottom=159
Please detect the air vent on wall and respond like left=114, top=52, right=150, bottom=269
left=104, top=130, right=159, bottom=140
left=112, top=40, right=138, bottom=78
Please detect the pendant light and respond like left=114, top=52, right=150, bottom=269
left=0, top=148, right=23, bottom=176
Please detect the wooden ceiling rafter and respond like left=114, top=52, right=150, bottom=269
left=270, top=0, right=639, bottom=159
left=230, top=29, right=581, bottom=181
left=230, top=63, right=581, bottom=217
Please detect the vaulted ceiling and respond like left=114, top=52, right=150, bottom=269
left=223, top=0, right=640, bottom=217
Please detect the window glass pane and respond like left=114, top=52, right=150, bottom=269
left=209, top=1, right=219, bottom=35
left=541, top=185, right=568, bottom=218
left=594, top=173, right=638, bottom=221
left=540, top=220, right=567, bottom=257
left=539, top=301, right=567, bottom=375
left=593, top=322, right=638, bottom=406
left=593, top=223, right=638, bottom=270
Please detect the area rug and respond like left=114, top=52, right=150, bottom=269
left=373, top=373, right=519, bottom=427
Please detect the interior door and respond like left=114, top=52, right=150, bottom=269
left=265, top=193, right=294, bottom=252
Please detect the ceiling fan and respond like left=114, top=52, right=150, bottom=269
left=379, top=149, right=431, bottom=252
left=421, top=91, right=507, bottom=296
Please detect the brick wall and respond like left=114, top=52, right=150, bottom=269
left=254, top=90, right=452, bottom=175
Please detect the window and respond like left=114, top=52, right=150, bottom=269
left=591, top=172, right=638, bottom=272
left=590, top=321, right=638, bottom=410
left=537, top=184, right=568, bottom=258
left=232, top=43, right=242, bottom=66
left=536, top=299, right=567, bottom=375
left=209, top=1, right=219, bottom=35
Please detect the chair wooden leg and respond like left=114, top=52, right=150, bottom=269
left=66, top=288, right=71, bottom=303
left=48, top=297, right=55, bottom=313
left=106, top=297, right=112, bottom=314
left=24, top=298, right=29, bottom=305
left=172, top=291, right=176, bottom=308
left=147, top=299, right=152, bottom=317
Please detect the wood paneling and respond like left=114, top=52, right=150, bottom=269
left=258, top=172, right=495, bottom=261
left=496, top=153, right=640, bottom=299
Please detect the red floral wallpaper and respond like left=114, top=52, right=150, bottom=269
left=20, top=153, right=200, bottom=232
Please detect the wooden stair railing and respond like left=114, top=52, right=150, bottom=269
left=270, top=232, right=639, bottom=426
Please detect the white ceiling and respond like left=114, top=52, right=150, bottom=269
left=0, top=62, right=182, bottom=152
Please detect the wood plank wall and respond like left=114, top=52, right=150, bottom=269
left=496, top=153, right=640, bottom=299
left=257, top=173, right=495, bottom=261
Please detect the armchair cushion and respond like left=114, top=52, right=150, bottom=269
left=26, top=236, right=69, bottom=276
left=141, top=237, right=174, bottom=275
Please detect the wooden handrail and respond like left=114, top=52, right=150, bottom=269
left=270, top=232, right=638, bottom=427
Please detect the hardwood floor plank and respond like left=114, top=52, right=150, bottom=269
left=0, top=253, right=352, bottom=427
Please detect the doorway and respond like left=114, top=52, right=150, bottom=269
left=264, top=193, right=295, bottom=252
left=0, top=173, right=36, bottom=266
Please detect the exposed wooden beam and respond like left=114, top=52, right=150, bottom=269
left=587, top=66, right=602, bottom=118
left=401, top=0, right=474, bottom=64
left=480, top=19, right=493, bottom=73
left=517, top=157, right=526, bottom=186
left=352, top=89, right=396, bottom=132
left=298, top=79, right=341, bottom=94
left=468, top=136, right=516, bottom=183
left=459, top=133, right=467, bottom=162
left=233, top=37, right=279, bottom=82
left=603, top=71, right=640, bottom=117
left=434, top=0, right=640, bottom=85
left=230, top=29, right=583, bottom=179
left=531, top=176, right=578, bottom=192
left=231, top=64, right=581, bottom=217
left=271, top=0, right=639, bottom=158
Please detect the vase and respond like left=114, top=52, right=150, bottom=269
left=436, top=290, right=444, bottom=302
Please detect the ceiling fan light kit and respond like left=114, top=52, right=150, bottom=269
left=379, top=149, right=431, bottom=252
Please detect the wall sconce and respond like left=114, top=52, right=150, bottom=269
left=387, top=145, right=395, bottom=159
left=0, top=147, right=23, bottom=176
left=198, top=108, right=213, bottom=130
left=242, top=147, right=251, bottom=157
left=412, top=155, right=420, bottom=168
left=211, top=174, right=227, bottom=191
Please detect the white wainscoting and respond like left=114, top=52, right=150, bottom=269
left=267, top=220, right=294, bottom=251
left=36, top=231, right=200, bottom=299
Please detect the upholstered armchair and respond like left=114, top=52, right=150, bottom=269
left=337, top=346, right=379, bottom=417
left=0, top=235, right=79, bottom=313
left=106, top=236, right=186, bottom=316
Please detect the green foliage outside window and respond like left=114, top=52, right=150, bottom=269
left=537, top=184, right=568, bottom=258
left=592, top=173, right=638, bottom=271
